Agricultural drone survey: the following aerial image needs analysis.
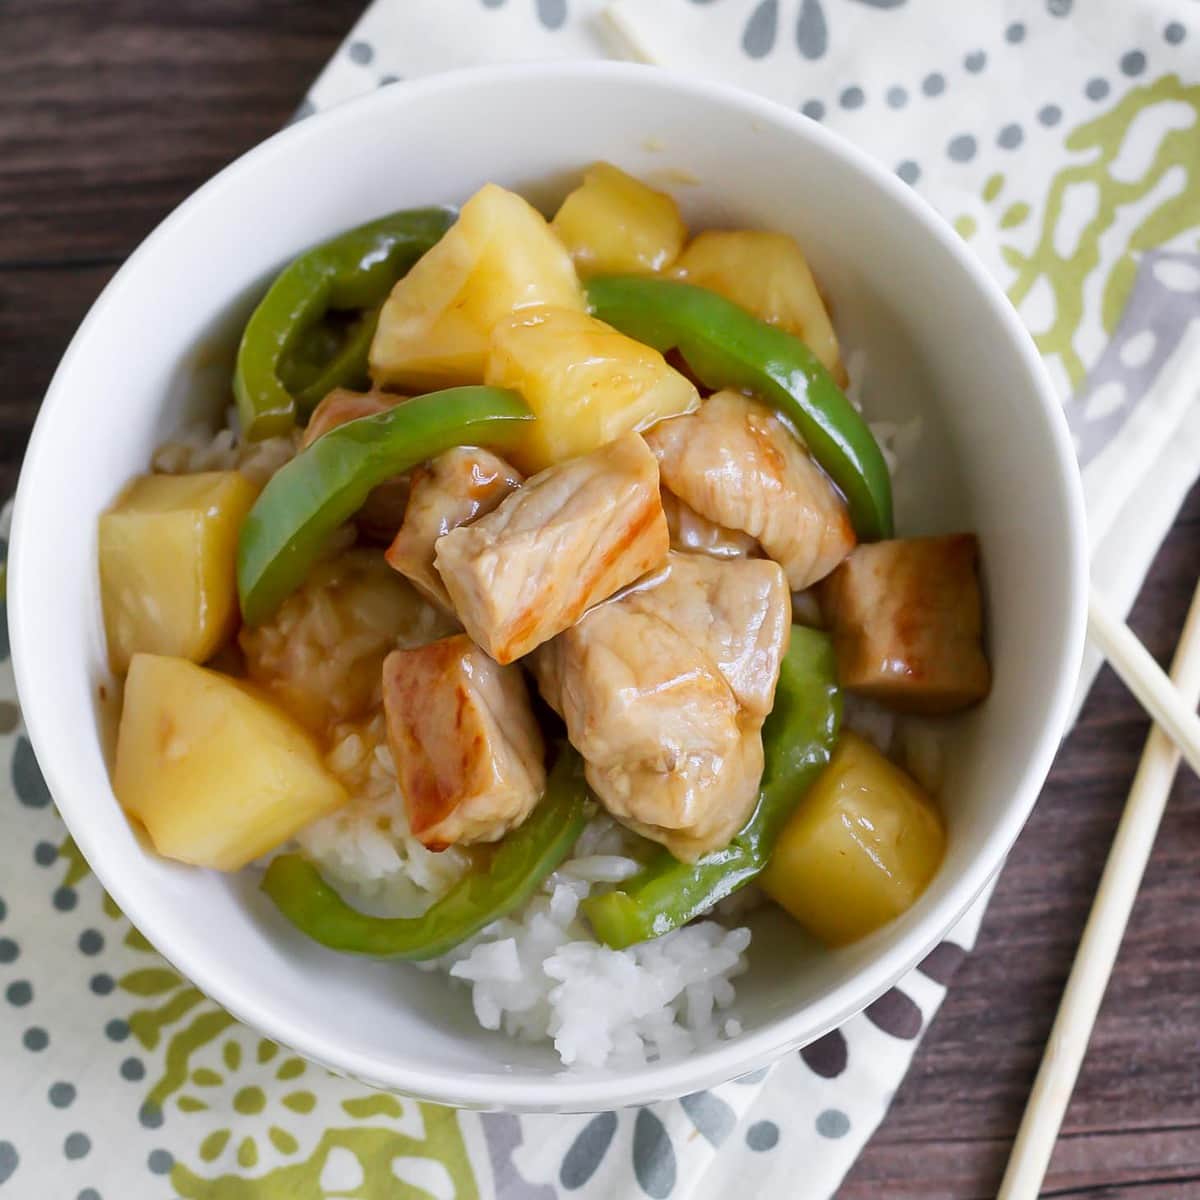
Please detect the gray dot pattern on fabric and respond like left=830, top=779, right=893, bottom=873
left=0, top=937, right=17, bottom=963
left=1120, top=49, right=1146, bottom=76
left=139, top=1102, right=164, bottom=1130
left=742, top=0, right=778, bottom=58
left=964, top=49, right=986, bottom=72
left=632, top=1108, right=676, bottom=1199
left=64, top=1134, right=90, bottom=1161
left=6, top=980, right=32, bottom=1006
left=1086, top=77, right=1110, bottom=100
left=347, top=40, right=374, bottom=65
left=795, top=0, right=828, bottom=60
left=536, top=0, right=567, bottom=29
left=49, top=1082, right=75, bottom=1109
left=733, top=1066, right=770, bottom=1086
left=89, top=973, right=114, bottom=996
left=120, top=1057, right=145, bottom=1083
left=816, top=1109, right=851, bottom=1139
left=1047, top=0, right=1072, bottom=13
left=105, top=1018, right=129, bottom=1043
left=997, top=123, right=1024, bottom=149
left=33, top=841, right=56, bottom=867
left=746, top=1120, right=780, bottom=1151
left=558, top=1111, right=617, bottom=1191
left=0, top=1141, right=17, bottom=1185
left=23, top=1026, right=48, bottom=1052
left=897, top=160, right=920, bottom=185
left=78, top=1190, right=101, bottom=1200
left=1164, top=21, right=1186, bottom=45
left=917, top=940, right=967, bottom=985
left=801, top=1028, right=849, bottom=1078
left=680, top=1091, right=736, bottom=1147
left=1039, top=103, right=1063, bottom=126
left=78, top=929, right=102, bottom=955
left=13, top=738, right=51, bottom=808
left=886, top=85, right=908, bottom=108
left=53, top=886, right=77, bottom=912
left=147, top=1150, right=173, bottom=1176
left=865, top=987, right=923, bottom=1039
left=840, top=85, right=865, bottom=109
left=1006, top=21, right=1026, bottom=43
left=801, top=99, right=825, bottom=120
left=948, top=134, right=977, bottom=162
left=921, top=72, right=945, bottom=96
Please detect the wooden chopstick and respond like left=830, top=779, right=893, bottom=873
left=1087, top=585, right=1200, bottom=778
left=998, top=578, right=1200, bottom=1199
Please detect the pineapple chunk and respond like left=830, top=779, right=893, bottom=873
left=115, top=654, right=347, bottom=870
left=100, top=471, right=257, bottom=674
left=485, top=307, right=699, bottom=473
left=369, top=183, right=585, bottom=390
left=551, top=162, right=687, bottom=276
left=673, top=230, right=846, bottom=384
left=760, top=732, right=945, bottom=946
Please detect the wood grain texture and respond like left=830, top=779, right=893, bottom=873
left=2, top=4, right=1197, bottom=1196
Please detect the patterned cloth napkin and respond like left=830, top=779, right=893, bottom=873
left=3, top=2, right=1199, bottom=1197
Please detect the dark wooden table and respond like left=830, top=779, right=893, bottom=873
left=3, top=4, right=1197, bottom=1196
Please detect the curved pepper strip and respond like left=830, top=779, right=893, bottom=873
left=234, top=207, right=454, bottom=440
left=261, top=747, right=592, bottom=960
left=586, top=275, right=893, bottom=541
left=581, top=626, right=842, bottom=949
left=236, top=386, right=532, bottom=625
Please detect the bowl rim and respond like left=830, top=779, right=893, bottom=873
left=9, top=58, right=1089, bottom=1111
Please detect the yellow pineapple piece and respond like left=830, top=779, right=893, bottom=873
left=115, top=654, right=347, bottom=871
left=551, top=162, right=687, bottom=276
left=674, top=230, right=846, bottom=384
left=99, top=471, right=257, bottom=674
left=760, top=732, right=946, bottom=945
left=369, top=183, right=585, bottom=390
left=485, top=306, right=699, bottom=473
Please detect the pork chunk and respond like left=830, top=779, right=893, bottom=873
left=533, top=552, right=791, bottom=860
left=382, top=634, right=546, bottom=848
left=645, top=390, right=855, bottom=589
left=434, top=434, right=669, bottom=664
left=821, top=534, right=990, bottom=715
left=302, top=388, right=410, bottom=541
left=385, top=447, right=523, bottom=609
left=661, top=490, right=759, bottom=561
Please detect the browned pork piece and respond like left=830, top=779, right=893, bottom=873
left=301, top=388, right=400, bottom=448
left=660, top=490, right=759, bottom=561
left=385, top=447, right=523, bottom=609
left=645, top=390, right=855, bottom=590
left=534, top=552, right=790, bottom=861
left=382, top=633, right=546, bottom=849
left=820, top=534, right=990, bottom=715
left=433, top=433, right=669, bottom=664
left=302, top=388, right=410, bottom=541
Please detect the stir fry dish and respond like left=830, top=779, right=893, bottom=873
left=99, top=165, right=991, bottom=1062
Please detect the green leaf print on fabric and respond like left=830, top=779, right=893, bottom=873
left=170, top=1107, right=478, bottom=1200
left=1003, top=74, right=1200, bottom=388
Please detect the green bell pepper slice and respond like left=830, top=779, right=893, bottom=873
left=236, top=386, right=532, bottom=626
left=261, top=746, right=591, bottom=960
left=586, top=275, right=893, bottom=541
left=234, top=207, right=454, bottom=440
left=582, top=625, right=842, bottom=949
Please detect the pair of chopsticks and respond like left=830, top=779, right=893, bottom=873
left=998, top=581, right=1200, bottom=1197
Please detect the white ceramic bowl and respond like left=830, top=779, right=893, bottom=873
left=9, top=62, right=1087, bottom=1112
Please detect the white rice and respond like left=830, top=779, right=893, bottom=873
left=427, top=847, right=751, bottom=1069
